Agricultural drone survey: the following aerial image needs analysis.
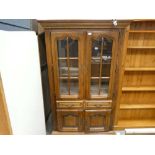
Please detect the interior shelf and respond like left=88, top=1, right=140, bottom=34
left=129, top=30, right=155, bottom=33
left=115, top=120, right=155, bottom=129
left=127, top=46, right=155, bottom=49
left=122, top=87, right=155, bottom=91
left=120, top=104, right=155, bottom=109
left=60, top=77, right=78, bottom=79
left=91, top=77, right=110, bottom=79
left=124, top=67, right=155, bottom=71
left=58, top=57, right=78, bottom=60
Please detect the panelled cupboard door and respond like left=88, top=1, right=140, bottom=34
left=85, top=31, right=118, bottom=99
left=57, top=109, right=83, bottom=132
left=85, top=110, right=111, bottom=132
left=51, top=32, right=84, bottom=99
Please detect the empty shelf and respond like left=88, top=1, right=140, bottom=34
left=127, top=46, right=155, bottom=49
left=120, top=104, right=155, bottom=109
left=122, top=87, right=155, bottom=91
left=124, top=67, right=155, bottom=71
left=115, top=120, right=155, bottom=129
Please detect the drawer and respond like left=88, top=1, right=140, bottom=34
left=57, top=101, right=83, bottom=109
left=85, top=101, right=112, bottom=108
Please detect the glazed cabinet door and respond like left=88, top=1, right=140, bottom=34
left=86, top=31, right=118, bottom=99
left=51, top=32, right=84, bottom=99
left=85, top=109, right=111, bottom=132
left=57, top=109, right=83, bottom=131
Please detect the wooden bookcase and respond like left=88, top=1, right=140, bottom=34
left=115, top=21, right=155, bottom=129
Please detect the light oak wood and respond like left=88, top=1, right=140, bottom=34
left=120, top=92, right=155, bottom=105
left=122, top=86, right=155, bottom=91
left=0, top=75, right=12, bottom=135
left=123, top=72, right=155, bottom=86
left=128, top=46, right=155, bottom=49
left=114, top=26, right=130, bottom=125
left=115, top=120, right=155, bottom=129
left=124, top=67, right=155, bottom=71
left=115, top=21, right=155, bottom=130
left=120, top=104, right=155, bottom=109
left=129, top=30, right=155, bottom=33
left=119, top=109, right=155, bottom=120
left=125, top=49, right=155, bottom=67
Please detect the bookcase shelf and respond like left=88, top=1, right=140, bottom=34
left=124, top=67, right=155, bottom=71
left=122, top=87, right=155, bottom=92
left=127, top=46, right=155, bottom=49
left=129, top=30, right=155, bottom=33
left=120, top=104, right=155, bottom=109
left=115, top=120, right=155, bottom=129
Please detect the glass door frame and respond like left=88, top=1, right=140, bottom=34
left=85, top=30, right=118, bottom=99
left=51, top=31, right=84, bottom=99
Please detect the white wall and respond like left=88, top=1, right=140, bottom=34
left=0, top=30, right=46, bottom=135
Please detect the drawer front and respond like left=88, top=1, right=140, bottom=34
left=57, top=101, right=83, bottom=109
left=85, top=101, right=112, bottom=108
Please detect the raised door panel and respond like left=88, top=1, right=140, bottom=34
left=85, top=109, right=111, bottom=132
left=85, top=31, right=118, bottom=99
left=51, top=32, right=84, bottom=99
left=57, top=109, right=83, bottom=131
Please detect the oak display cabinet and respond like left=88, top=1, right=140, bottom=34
left=37, top=20, right=155, bottom=133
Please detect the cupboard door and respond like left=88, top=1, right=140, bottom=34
left=85, top=110, right=111, bottom=132
left=57, top=109, right=83, bottom=131
left=86, top=31, right=118, bottom=99
left=51, top=32, right=84, bottom=99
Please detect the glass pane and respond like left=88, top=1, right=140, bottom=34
left=90, top=36, right=113, bottom=96
left=92, top=39, right=102, bottom=57
left=91, top=63, right=100, bottom=77
left=100, top=79, right=109, bottom=96
left=57, top=39, right=67, bottom=57
left=70, top=59, right=78, bottom=77
left=91, top=79, right=99, bottom=95
left=102, top=38, right=112, bottom=59
left=58, top=59, right=67, bottom=77
left=70, top=79, right=79, bottom=95
left=69, top=38, right=78, bottom=57
left=57, top=37, right=79, bottom=96
left=102, top=64, right=111, bottom=77
left=60, top=79, right=68, bottom=95
left=59, top=59, right=78, bottom=77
